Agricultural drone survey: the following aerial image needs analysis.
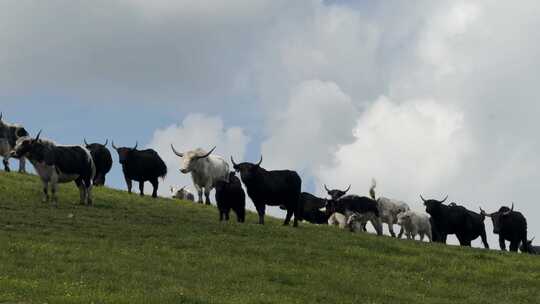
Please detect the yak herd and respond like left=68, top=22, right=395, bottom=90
left=0, top=113, right=538, bottom=255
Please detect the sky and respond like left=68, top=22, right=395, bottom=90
left=1, top=0, right=540, bottom=248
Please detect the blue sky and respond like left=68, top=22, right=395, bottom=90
left=2, top=0, right=540, bottom=246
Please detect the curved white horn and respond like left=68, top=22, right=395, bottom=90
left=171, top=144, right=184, bottom=157
left=195, top=146, right=216, bottom=159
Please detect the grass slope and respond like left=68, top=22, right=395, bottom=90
left=0, top=172, right=539, bottom=304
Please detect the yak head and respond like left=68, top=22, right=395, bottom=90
left=171, top=145, right=215, bottom=174
left=0, top=113, right=28, bottom=139
left=84, top=138, right=108, bottom=152
left=480, top=203, right=514, bottom=234
left=325, top=199, right=345, bottom=216
left=230, top=155, right=262, bottom=183
left=10, top=130, right=46, bottom=161
left=397, top=210, right=411, bottom=226
left=325, top=199, right=336, bottom=216
left=421, top=195, right=448, bottom=217
left=324, top=184, right=350, bottom=201
left=112, top=141, right=138, bottom=165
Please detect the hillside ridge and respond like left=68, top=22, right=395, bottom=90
left=0, top=172, right=539, bottom=304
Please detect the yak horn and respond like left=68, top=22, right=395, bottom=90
left=343, top=184, right=351, bottom=193
left=479, top=207, right=491, bottom=217
left=35, top=129, right=42, bottom=141
left=132, top=142, right=138, bottom=150
left=84, top=138, right=89, bottom=146
left=256, top=155, right=263, bottom=166
left=230, top=156, right=238, bottom=166
left=420, top=195, right=427, bottom=202
left=503, top=203, right=514, bottom=216
left=103, top=139, right=108, bottom=146
left=111, top=141, right=118, bottom=150
left=195, top=146, right=216, bottom=159
left=441, top=195, right=449, bottom=203
left=324, top=184, right=331, bottom=192
left=171, top=144, right=183, bottom=157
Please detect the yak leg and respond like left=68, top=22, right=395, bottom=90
left=18, top=157, right=26, bottom=173
left=397, top=226, right=405, bottom=239
left=125, top=177, right=132, bottom=194
left=204, top=187, right=212, bottom=205
left=371, top=217, right=383, bottom=236
left=236, top=207, right=245, bottom=223
left=84, top=175, right=93, bottom=205
left=283, top=208, right=293, bottom=226
left=520, top=235, right=529, bottom=253
left=195, top=184, right=203, bottom=204
left=75, top=178, right=85, bottom=205
left=499, top=236, right=507, bottom=251
left=49, top=174, right=59, bottom=207
left=41, top=180, right=49, bottom=203
left=388, top=222, right=396, bottom=237
left=86, top=184, right=93, bottom=206
left=480, top=228, right=489, bottom=249
left=441, top=234, right=448, bottom=244
left=2, top=158, right=9, bottom=172
left=139, top=181, right=145, bottom=196
left=150, top=178, right=159, bottom=198
left=426, top=229, right=433, bottom=242
left=51, top=182, right=59, bottom=207
left=509, top=241, right=519, bottom=252
left=456, top=235, right=471, bottom=247
left=255, top=203, right=265, bottom=225
left=292, top=200, right=300, bottom=228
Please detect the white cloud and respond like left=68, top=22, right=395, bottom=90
left=261, top=80, right=358, bottom=174
left=147, top=113, right=249, bottom=197
left=315, top=96, right=473, bottom=203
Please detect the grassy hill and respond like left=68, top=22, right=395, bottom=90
left=0, top=172, right=539, bottom=304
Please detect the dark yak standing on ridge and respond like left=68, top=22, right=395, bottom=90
left=422, top=195, right=489, bottom=248
left=325, top=192, right=383, bottom=235
left=231, top=156, right=302, bottom=227
left=480, top=203, right=527, bottom=252
left=112, top=141, right=167, bottom=198
left=325, top=184, right=351, bottom=201
left=214, top=171, right=246, bottom=222
left=84, top=139, right=113, bottom=186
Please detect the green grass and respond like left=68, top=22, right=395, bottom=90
left=0, top=172, right=539, bottom=304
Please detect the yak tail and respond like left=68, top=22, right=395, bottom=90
left=159, top=161, right=168, bottom=180
left=369, top=178, right=377, bottom=200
